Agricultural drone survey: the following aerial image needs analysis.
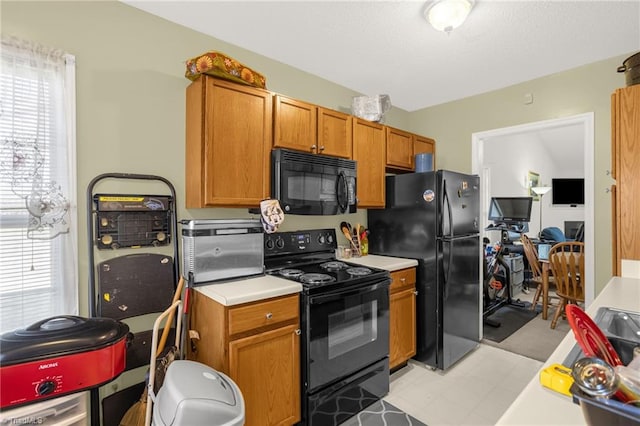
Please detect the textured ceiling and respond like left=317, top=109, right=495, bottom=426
left=123, top=0, right=640, bottom=111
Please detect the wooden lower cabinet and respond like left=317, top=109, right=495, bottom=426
left=189, top=291, right=301, bottom=426
left=389, top=268, right=417, bottom=370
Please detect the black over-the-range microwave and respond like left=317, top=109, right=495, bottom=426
left=271, top=148, right=357, bottom=215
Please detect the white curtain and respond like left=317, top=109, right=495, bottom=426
left=0, top=36, right=78, bottom=333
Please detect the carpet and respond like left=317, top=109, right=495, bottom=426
left=340, top=400, right=427, bottom=426
left=485, top=309, right=572, bottom=362
left=482, top=302, right=539, bottom=343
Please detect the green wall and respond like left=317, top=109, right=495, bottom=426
left=408, top=55, right=631, bottom=293
left=2, top=0, right=630, bottom=309
left=1, top=0, right=409, bottom=316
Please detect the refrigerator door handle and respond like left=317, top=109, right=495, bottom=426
left=442, top=239, right=451, bottom=299
left=442, top=178, right=453, bottom=238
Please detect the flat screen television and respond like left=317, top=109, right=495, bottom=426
left=552, top=178, right=584, bottom=205
left=487, top=197, right=533, bottom=223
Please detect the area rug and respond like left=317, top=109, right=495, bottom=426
left=340, top=399, right=427, bottom=426
left=482, top=303, right=539, bottom=343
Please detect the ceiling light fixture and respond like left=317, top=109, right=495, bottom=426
left=425, top=0, right=475, bottom=33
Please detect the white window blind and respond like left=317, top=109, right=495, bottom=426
left=0, top=36, right=78, bottom=333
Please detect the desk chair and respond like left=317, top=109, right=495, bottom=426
left=521, top=235, right=557, bottom=318
left=548, top=241, right=585, bottom=329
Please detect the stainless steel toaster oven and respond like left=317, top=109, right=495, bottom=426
left=181, top=219, right=264, bottom=284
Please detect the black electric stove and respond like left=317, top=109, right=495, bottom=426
left=264, top=229, right=391, bottom=426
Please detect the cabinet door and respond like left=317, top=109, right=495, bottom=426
left=386, top=127, right=413, bottom=170
left=413, top=135, right=436, bottom=170
left=274, top=95, right=317, bottom=153
left=353, top=118, right=386, bottom=208
left=317, top=107, right=352, bottom=158
left=229, top=324, right=301, bottom=426
left=186, top=77, right=272, bottom=208
left=389, top=287, right=417, bottom=370
left=615, top=85, right=640, bottom=265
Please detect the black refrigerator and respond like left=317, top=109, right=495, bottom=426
left=368, top=170, right=480, bottom=370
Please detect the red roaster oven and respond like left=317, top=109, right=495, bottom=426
left=0, top=315, right=130, bottom=409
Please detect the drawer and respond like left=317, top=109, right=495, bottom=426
left=228, top=294, right=299, bottom=336
left=510, top=270, right=524, bottom=286
left=504, top=254, right=524, bottom=272
left=390, top=268, right=416, bottom=292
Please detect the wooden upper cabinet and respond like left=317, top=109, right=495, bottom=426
left=414, top=135, right=436, bottom=170
left=274, top=95, right=352, bottom=158
left=385, top=127, right=413, bottom=170
left=353, top=118, right=386, bottom=208
left=317, top=107, right=353, bottom=158
left=273, top=95, right=317, bottom=153
left=185, top=76, right=272, bottom=208
left=612, top=85, right=640, bottom=274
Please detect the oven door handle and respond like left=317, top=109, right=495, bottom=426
left=309, top=280, right=389, bottom=305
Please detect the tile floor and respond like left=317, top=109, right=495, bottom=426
left=384, top=344, right=543, bottom=426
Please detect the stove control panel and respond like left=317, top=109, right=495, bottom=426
left=264, top=228, right=337, bottom=256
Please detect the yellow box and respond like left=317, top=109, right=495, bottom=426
left=539, top=363, right=574, bottom=397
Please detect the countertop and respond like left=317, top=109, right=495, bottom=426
left=496, top=276, right=640, bottom=425
left=194, top=254, right=417, bottom=306
left=346, top=254, right=418, bottom=271
left=194, top=274, right=302, bottom=306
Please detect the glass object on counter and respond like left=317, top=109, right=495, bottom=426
left=360, top=235, right=368, bottom=256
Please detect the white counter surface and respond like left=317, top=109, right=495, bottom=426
left=193, top=255, right=416, bottom=306
left=346, top=254, right=418, bottom=271
left=496, top=276, right=640, bottom=425
left=194, top=274, right=302, bottom=306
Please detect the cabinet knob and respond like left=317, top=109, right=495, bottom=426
left=605, top=188, right=611, bottom=193
left=295, top=329, right=301, bottom=336
left=319, top=146, right=325, bottom=151
left=266, top=312, right=273, bottom=320
left=311, top=144, right=317, bottom=151
left=413, top=290, right=419, bottom=296
left=400, top=278, right=406, bottom=283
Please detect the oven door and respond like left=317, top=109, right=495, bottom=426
left=306, top=279, right=390, bottom=392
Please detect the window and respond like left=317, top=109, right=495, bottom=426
left=0, top=36, right=77, bottom=333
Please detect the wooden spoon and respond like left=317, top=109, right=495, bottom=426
left=341, top=226, right=358, bottom=252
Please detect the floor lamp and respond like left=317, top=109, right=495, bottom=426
left=532, top=186, right=552, bottom=233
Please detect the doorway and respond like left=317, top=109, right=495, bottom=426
left=471, top=113, right=595, bottom=306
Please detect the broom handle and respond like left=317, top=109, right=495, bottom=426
left=155, top=276, right=184, bottom=357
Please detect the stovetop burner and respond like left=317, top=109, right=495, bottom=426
left=345, top=267, right=372, bottom=276
left=319, top=261, right=348, bottom=271
left=279, top=269, right=304, bottom=279
left=299, top=273, right=336, bottom=285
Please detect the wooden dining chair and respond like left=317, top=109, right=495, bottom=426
left=521, top=234, right=556, bottom=317
left=548, top=241, right=585, bottom=329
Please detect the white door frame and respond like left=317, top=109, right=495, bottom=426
left=471, top=112, right=595, bottom=307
